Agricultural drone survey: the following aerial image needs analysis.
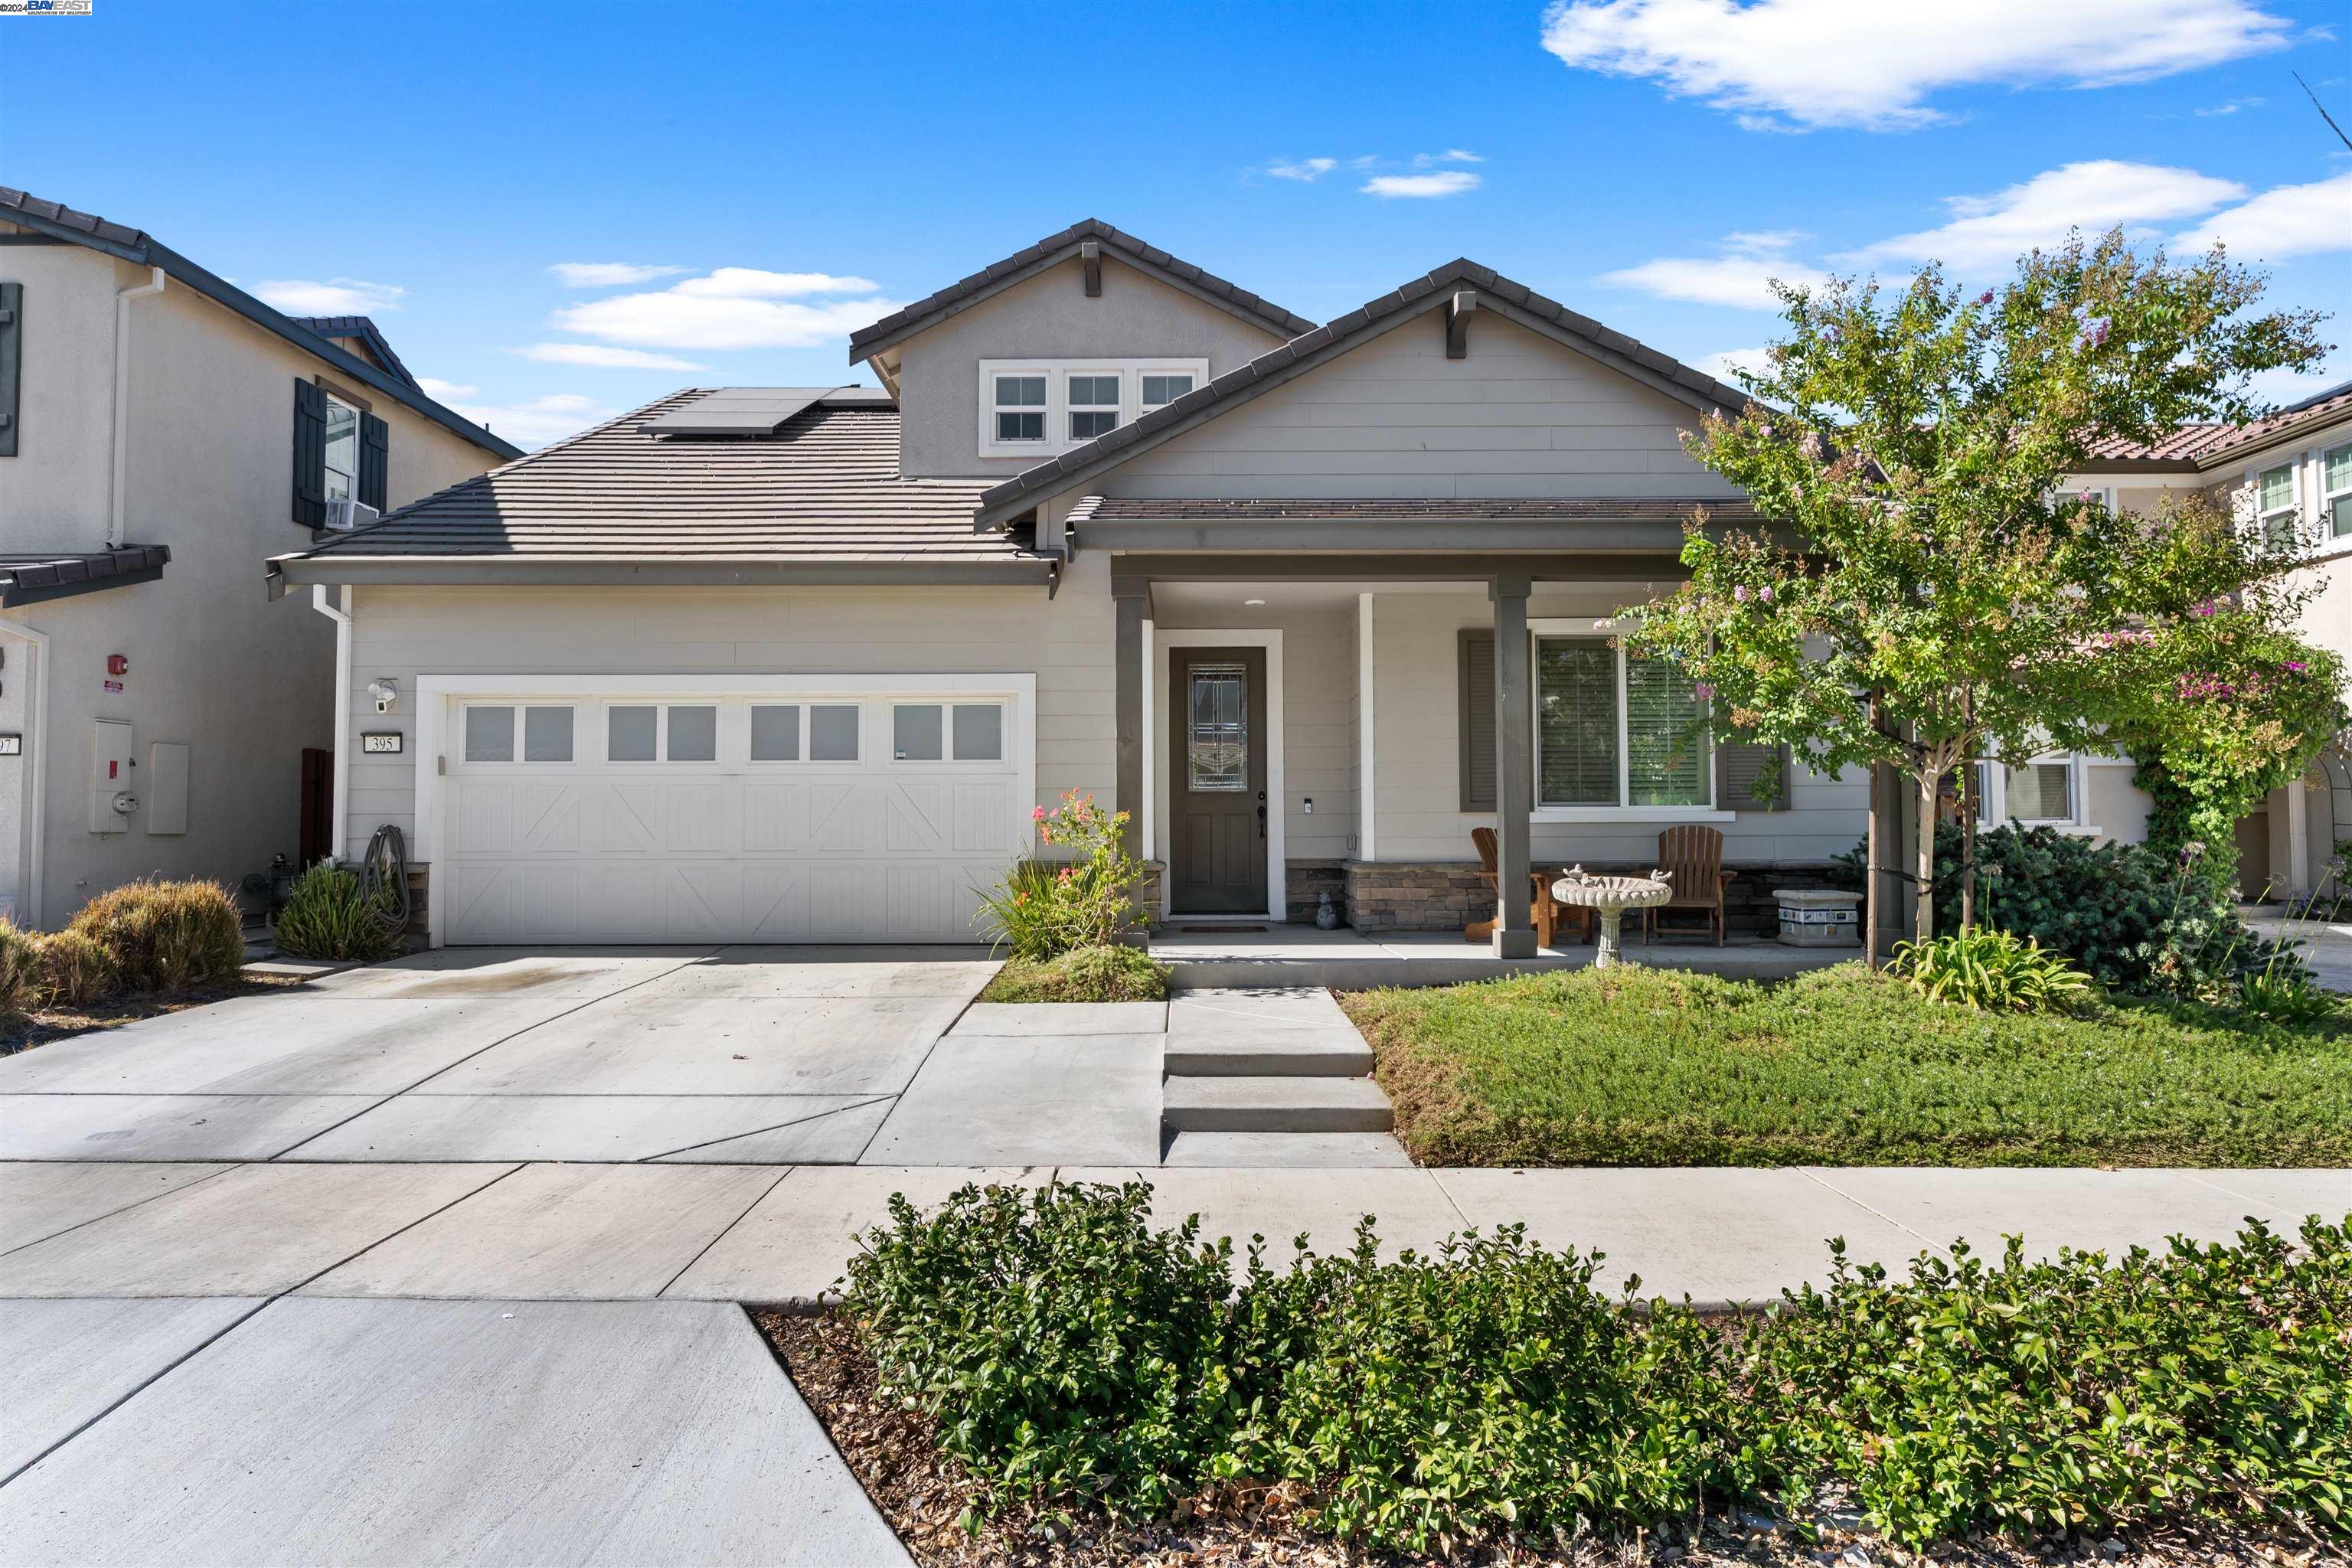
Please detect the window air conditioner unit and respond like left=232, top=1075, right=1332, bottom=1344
left=323, top=498, right=380, bottom=532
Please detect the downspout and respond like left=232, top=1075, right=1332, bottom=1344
left=0, top=621, right=51, bottom=926
left=107, top=266, right=168, bottom=548
left=312, top=583, right=352, bottom=863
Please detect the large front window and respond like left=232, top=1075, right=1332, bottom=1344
left=1534, top=635, right=1710, bottom=809
left=976, top=360, right=1209, bottom=456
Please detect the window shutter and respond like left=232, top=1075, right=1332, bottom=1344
left=291, top=379, right=327, bottom=528
left=0, top=280, right=20, bottom=459
left=1457, top=629, right=1495, bottom=812
left=358, top=412, right=389, bottom=510
left=1715, top=737, right=1790, bottom=810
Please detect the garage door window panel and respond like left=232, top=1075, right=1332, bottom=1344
left=463, top=705, right=516, bottom=763
left=807, top=704, right=861, bottom=763
left=952, top=704, right=1003, bottom=762
left=608, top=705, right=659, bottom=763
left=665, top=705, right=718, bottom=763
left=750, top=704, right=802, bottom=762
left=522, top=706, right=574, bottom=763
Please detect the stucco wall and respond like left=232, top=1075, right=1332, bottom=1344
left=887, top=256, right=1285, bottom=480
left=336, top=552, right=1119, bottom=861
left=1101, top=310, right=1749, bottom=502
left=0, top=238, right=502, bottom=926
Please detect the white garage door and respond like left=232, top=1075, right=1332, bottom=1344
left=430, top=680, right=1033, bottom=945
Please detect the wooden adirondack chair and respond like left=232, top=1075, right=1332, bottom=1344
left=1644, top=825, right=1736, bottom=945
left=1465, top=827, right=1589, bottom=949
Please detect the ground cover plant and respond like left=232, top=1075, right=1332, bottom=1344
left=1339, top=962, right=2351, bottom=1168
left=979, top=942, right=1169, bottom=1002
left=794, top=1180, right=2350, bottom=1565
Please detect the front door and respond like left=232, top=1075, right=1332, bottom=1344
left=1168, top=647, right=1268, bottom=915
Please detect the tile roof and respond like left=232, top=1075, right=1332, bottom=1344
left=289, top=315, right=419, bottom=392
left=848, top=220, right=1317, bottom=362
left=2081, top=381, right=2352, bottom=469
left=0, top=546, right=171, bottom=607
left=280, top=390, right=1047, bottom=566
left=0, top=186, right=518, bottom=460
left=1067, top=495, right=1760, bottom=525
left=977, top=258, right=1756, bottom=524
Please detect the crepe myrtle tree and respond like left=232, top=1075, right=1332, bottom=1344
left=1626, top=230, right=2327, bottom=946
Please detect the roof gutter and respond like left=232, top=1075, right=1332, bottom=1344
left=266, top=553, right=1062, bottom=596
left=4, top=204, right=522, bottom=462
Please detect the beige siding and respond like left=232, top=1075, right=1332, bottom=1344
left=1101, top=312, right=1746, bottom=502
left=888, top=257, right=1285, bottom=480
left=338, top=554, right=1118, bottom=857
left=0, top=239, right=500, bottom=926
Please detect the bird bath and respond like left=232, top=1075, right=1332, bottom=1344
left=1551, top=866, right=1674, bottom=969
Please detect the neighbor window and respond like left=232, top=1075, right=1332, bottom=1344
left=2324, top=442, right=2352, bottom=541
left=322, top=394, right=361, bottom=502
left=1141, top=372, right=1194, bottom=409
left=992, top=374, right=1046, bottom=443
left=1534, top=637, right=1710, bottom=810
left=1067, top=374, right=1120, bottom=440
left=2006, top=760, right=2074, bottom=823
left=2256, top=462, right=2298, bottom=549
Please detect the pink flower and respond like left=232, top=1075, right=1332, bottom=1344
left=1974, top=290, right=1994, bottom=306
left=1733, top=585, right=1753, bottom=603
left=1758, top=585, right=1774, bottom=603
left=1693, top=681, right=1717, bottom=701
left=2286, top=660, right=2309, bottom=672
left=1031, top=805, right=1047, bottom=822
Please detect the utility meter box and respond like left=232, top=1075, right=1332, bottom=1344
left=90, top=718, right=134, bottom=833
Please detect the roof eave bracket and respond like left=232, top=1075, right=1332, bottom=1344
left=1446, top=289, right=1478, bottom=360
left=1080, top=241, right=1102, bottom=298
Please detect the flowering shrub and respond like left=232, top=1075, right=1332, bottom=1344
left=975, top=791, right=1145, bottom=960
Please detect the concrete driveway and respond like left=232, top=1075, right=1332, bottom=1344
left=0, top=946, right=1010, bottom=1166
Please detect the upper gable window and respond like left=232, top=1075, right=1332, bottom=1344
left=322, top=393, right=362, bottom=501
left=977, top=359, right=1208, bottom=458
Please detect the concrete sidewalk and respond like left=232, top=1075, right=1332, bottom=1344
left=8, top=1158, right=2343, bottom=1308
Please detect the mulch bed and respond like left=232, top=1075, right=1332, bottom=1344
left=754, top=1309, right=2343, bottom=1568
left=0, top=975, right=303, bottom=1057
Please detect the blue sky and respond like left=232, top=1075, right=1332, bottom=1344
left=7, top=0, right=2347, bottom=446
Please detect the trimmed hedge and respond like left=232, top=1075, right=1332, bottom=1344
left=844, top=1181, right=2352, bottom=1556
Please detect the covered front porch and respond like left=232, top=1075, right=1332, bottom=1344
left=1105, top=534, right=1872, bottom=961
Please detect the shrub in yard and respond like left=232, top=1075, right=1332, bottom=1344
left=65, top=878, right=244, bottom=993
left=0, top=919, right=44, bottom=1016
left=273, top=861, right=402, bottom=962
left=975, top=791, right=1144, bottom=960
left=1746, top=1217, right=2352, bottom=1548
left=1890, top=928, right=2092, bottom=1013
left=35, top=929, right=116, bottom=1008
left=981, top=943, right=1169, bottom=1003
left=842, top=1181, right=1240, bottom=1523
left=1223, top=1223, right=1768, bottom=1557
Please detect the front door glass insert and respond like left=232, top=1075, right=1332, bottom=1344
left=1186, top=663, right=1248, bottom=792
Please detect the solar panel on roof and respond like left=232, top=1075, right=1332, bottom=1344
left=643, top=387, right=842, bottom=436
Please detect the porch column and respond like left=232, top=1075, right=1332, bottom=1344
left=1490, top=573, right=1536, bottom=957
left=1112, top=582, right=1149, bottom=864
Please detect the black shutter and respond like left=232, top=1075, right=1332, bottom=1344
left=1458, top=629, right=1496, bottom=812
left=358, top=412, right=389, bottom=511
left=1716, top=737, right=1790, bottom=810
left=291, top=379, right=327, bottom=528
left=0, top=280, right=21, bottom=459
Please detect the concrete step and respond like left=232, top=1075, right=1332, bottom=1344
left=1163, top=1034, right=1374, bottom=1078
left=1161, top=1076, right=1394, bottom=1134
left=1162, top=1131, right=1413, bottom=1168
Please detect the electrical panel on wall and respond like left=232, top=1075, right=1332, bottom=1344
left=90, top=718, right=134, bottom=833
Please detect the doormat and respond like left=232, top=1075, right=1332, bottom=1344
left=1178, top=923, right=1268, bottom=933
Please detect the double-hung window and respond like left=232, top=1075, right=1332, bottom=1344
left=2253, top=462, right=2298, bottom=550
left=322, top=393, right=361, bottom=501
left=977, top=360, right=1208, bottom=457
left=2324, top=441, right=2352, bottom=543
left=1532, top=628, right=1712, bottom=812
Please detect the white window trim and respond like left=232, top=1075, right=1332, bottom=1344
left=1527, top=619, right=1729, bottom=823
left=887, top=700, right=1007, bottom=765
left=2320, top=438, right=2352, bottom=556
left=1975, top=751, right=2099, bottom=836
left=976, top=358, right=1208, bottom=458
left=2249, top=456, right=2301, bottom=550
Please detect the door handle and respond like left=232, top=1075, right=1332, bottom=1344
left=1256, top=802, right=1267, bottom=838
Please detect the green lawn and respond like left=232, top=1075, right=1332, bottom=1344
left=1339, top=962, right=2352, bottom=1168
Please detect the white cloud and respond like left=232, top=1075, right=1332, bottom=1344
left=416, top=377, right=479, bottom=401
left=514, top=343, right=709, bottom=371
left=2174, top=169, right=2352, bottom=261
left=547, top=266, right=896, bottom=351
left=1361, top=171, right=1481, bottom=198
left=549, top=262, right=687, bottom=288
left=1601, top=232, right=1830, bottom=307
left=442, top=393, right=622, bottom=450
left=1697, top=346, right=1773, bottom=383
left=1539, top=0, right=2294, bottom=131
left=1411, top=149, right=1486, bottom=167
left=1266, top=156, right=1339, bottom=181
left=1839, top=160, right=2246, bottom=271
left=2193, top=96, right=2262, bottom=115
left=256, top=277, right=405, bottom=315
left=2243, top=349, right=2352, bottom=410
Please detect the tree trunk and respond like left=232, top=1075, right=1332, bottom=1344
left=1916, top=769, right=1939, bottom=946
left=1958, top=690, right=1977, bottom=933
left=1864, top=696, right=1885, bottom=970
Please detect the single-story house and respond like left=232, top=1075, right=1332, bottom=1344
left=260, top=222, right=2339, bottom=951
left=0, top=187, right=520, bottom=929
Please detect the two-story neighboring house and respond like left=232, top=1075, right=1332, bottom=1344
left=260, top=222, right=1852, bottom=954
left=0, top=188, right=520, bottom=929
left=2068, top=381, right=2352, bottom=903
